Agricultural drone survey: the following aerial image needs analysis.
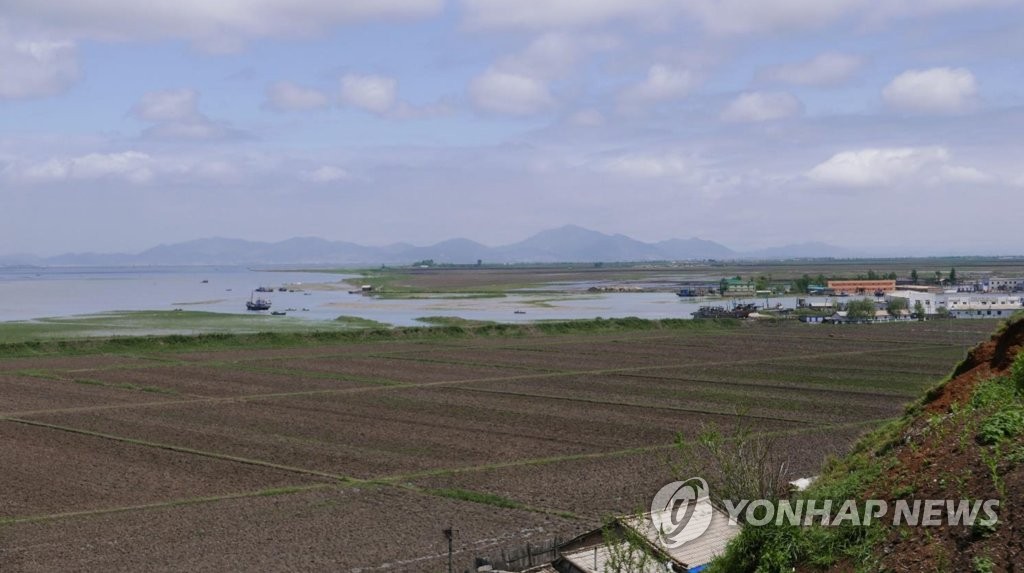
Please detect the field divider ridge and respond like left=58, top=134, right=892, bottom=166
left=0, top=417, right=354, bottom=483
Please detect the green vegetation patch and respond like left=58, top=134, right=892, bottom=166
left=0, top=316, right=738, bottom=359
left=423, top=487, right=525, bottom=510
left=333, top=315, right=390, bottom=329
left=977, top=409, right=1024, bottom=445
left=415, top=316, right=498, bottom=327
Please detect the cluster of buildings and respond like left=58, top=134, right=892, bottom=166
left=886, top=290, right=1023, bottom=320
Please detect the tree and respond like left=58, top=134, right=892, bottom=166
left=867, top=269, right=879, bottom=280
left=914, top=300, right=926, bottom=320
left=719, top=278, right=729, bottom=296
left=601, top=519, right=660, bottom=573
left=794, top=274, right=811, bottom=293
left=911, top=269, right=919, bottom=284
left=674, top=422, right=788, bottom=507
left=934, top=270, right=943, bottom=284
left=846, top=299, right=876, bottom=320
left=887, top=297, right=908, bottom=316
left=936, top=306, right=951, bottom=319
left=949, top=267, right=957, bottom=285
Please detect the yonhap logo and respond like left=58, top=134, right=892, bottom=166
left=650, top=477, right=713, bottom=548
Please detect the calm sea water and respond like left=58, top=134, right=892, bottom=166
left=0, top=266, right=807, bottom=327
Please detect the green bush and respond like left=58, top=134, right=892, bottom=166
left=1012, top=350, right=1024, bottom=394
left=970, top=376, right=1018, bottom=410
left=977, top=409, right=1024, bottom=445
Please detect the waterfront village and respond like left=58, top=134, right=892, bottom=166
left=673, top=272, right=1024, bottom=322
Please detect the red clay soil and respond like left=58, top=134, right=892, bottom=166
left=924, top=318, right=1024, bottom=415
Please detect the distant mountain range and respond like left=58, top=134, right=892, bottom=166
left=0, top=225, right=854, bottom=266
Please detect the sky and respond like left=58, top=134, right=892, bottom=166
left=2, top=0, right=1023, bottom=256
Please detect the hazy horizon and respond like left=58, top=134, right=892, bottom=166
left=3, top=2, right=1022, bottom=256
left=3, top=224, right=1022, bottom=261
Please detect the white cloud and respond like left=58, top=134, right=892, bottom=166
left=681, top=0, right=1007, bottom=35
left=568, top=109, right=605, bottom=127
left=131, top=89, right=198, bottom=122
left=340, top=74, right=398, bottom=115
left=806, top=146, right=990, bottom=187
left=0, top=34, right=79, bottom=100
left=461, top=0, right=680, bottom=30
left=2, top=0, right=444, bottom=51
left=600, top=152, right=693, bottom=179
left=469, top=70, right=555, bottom=115
left=264, top=81, right=329, bottom=112
left=939, top=164, right=992, bottom=184
left=14, top=151, right=154, bottom=184
left=620, top=64, right=697, bottom=105
left=497, top=32, right=617, bottom=80
left=131, top=89, right=243, bottom=141
left=301, top=165, right=351, bottom=183
left=883, top=67, right=978, bottom=114
left=461, top=0, right=1011, bottom=35
left=760, top=52, right=864, bottom=86
left=721, top=91, right=802, bottom=122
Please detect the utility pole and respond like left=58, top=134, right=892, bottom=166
left=443, top=526, right=455, bottom=573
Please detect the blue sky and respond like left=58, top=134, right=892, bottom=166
left=2, top=0, right=1023, bottom=256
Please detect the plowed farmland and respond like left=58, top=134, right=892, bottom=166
left=0, top=319, right=999, bottom=571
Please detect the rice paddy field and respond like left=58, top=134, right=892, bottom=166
left=0, top=318, right=1001, bottom=571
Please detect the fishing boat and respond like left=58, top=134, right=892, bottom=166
left=246, top=292, right=272, bottom=311
left=691, top=303, right=758, bottom=319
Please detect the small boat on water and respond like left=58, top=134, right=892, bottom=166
left=270, top=311, right=286, bottom=316
left=514, top=310, right=527, bottom=314
left=246, top=292, right=272, bottom=311
left=691, top=303, right=759, bottom=319
left=255, top=286, right=273, bottom=293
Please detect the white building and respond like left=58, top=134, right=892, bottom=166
left=946, top=295, right=1023, bottom=319
left=886, top=290, right=940, bottom=314
left=981, top=277, right=1024, bottom=292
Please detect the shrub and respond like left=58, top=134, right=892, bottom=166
left=1012, top=350, right=1024, bottom=394
left=977, top=409, right=1024, bottom=445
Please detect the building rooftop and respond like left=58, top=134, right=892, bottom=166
left=559, top=499, right=739, bottom=572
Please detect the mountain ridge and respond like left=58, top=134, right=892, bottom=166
left=2, top=225, right=852, bottom=266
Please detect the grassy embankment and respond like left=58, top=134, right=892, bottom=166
left=0, top=315, right=739, bottom=359
left=0, top=310, right=395, bottom=345
left=709, top=314, right=1024, bottom=571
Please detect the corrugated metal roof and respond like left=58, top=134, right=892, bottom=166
left=560, top=500, right=739, bottom=572
left=562, top=543, right=671, bottom=573
left=625, top=500, right=740, bottom=568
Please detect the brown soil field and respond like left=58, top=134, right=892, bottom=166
left=169, top=340, right=442, bottom=363
left=0, top=421, right=325, bottom=519
left=410, top=423, right=871, bottom=521
left=263, top=355, right=528, bottom=383
left=0, top=374, right=182, bottom=414
left=0, top=354, right=157, bottom=374
left=23, top=387, right=799, bottom=478
left=0, top=319, right=998, bottom=571
left=458, top=374, right=913, bottom=424
left=0, top=486, right=577, bottom=573
left=75, top=364, right=381, bottom=398
left=388, top=347, right=699, bottom=370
